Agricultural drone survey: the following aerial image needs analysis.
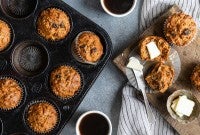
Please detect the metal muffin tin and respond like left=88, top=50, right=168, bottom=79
left=0, top=0, right=112, bottom=134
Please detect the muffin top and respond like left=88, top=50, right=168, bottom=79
left=50, top=66, right=81, bottom=98
left=75, top=32, right=104, bottom=63
left=37, top=8, right=71, bottom=41
left=0, top=78, right=22, bottom=110
left=145, top=63, right=174, bottom=93
left=191, top=65, right=200, bottom=90
left=164, top=13, right=197, bottom=46
left=140, top=36, right=170, bottom=62
left=0, top=20, right=11, bottom=51
left=27, top=102, right=58, bottom=133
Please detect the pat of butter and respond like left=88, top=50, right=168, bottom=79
left=146, top=42, right=161, bottom=59
left=127, top=57, right=143, bottom=71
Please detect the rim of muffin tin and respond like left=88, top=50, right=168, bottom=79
left=47, top=64, right=85, bottom=102
left=0, top=0, right=38, bottom=19
left=0, top=76, right=26, bottom=112
left=23, top=98, right=61, bottom=134
left=34, top=6, right=73, bottom=44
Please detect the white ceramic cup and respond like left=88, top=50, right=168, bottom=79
left=76, top=110, right=112, bottom=135
left=100, top=0, right=137, bottom=17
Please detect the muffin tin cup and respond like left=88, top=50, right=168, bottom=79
left=0, top=76, right=25, bottom=111
left=23, top=99, right=61, bottom=134
left=49, top=64, right=84, bottom=101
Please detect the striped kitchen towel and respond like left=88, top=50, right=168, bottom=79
left=117, top=0, right=200, bottom=135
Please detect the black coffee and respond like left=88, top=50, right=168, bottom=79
left=104, top=0, right=133, bottom=14
left=79, top=113, right=109, bottom=135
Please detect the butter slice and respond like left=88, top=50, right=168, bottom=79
left=171, top=98, right=184, bottom=117
left=146, top=42, right=161, bottom=59
left=127, top=57, right=143, bottom=71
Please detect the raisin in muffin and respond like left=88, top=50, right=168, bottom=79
left=0, top=20, right=11, bottom=51
left=27, top=102, right=58, bottom=133
left=140, top=36, right=170, bottom=62
left=145, top=63, right=174, bottom=93
left=72, top=31, right=104, bottom=64
left=37, top=8, right=71, bottom=41
left=50, top=65, right=81, bottom=98
left=191, top=65, right=200, bottom=90
left=164, top=12, right=197, bottom=46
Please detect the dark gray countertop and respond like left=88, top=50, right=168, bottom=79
left=61, top=0, right=143, bottom=134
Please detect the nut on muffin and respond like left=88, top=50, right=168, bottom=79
left=0, top=20, right=11, bottom=51
left=50, top=65, right=81, bottom=98
left=73, top=31, right=104, bottom=64
left=27, top=102, right=58, bottom=133
left=191, top=65, right=200, bottom=90
left=0, top=78, right=22, bottom=110
left=139, top=36, right=170, bottom=62
left=164, top=12, right=197, bottom=46
left=37, top=8, right=71, bottom=41
left=145, top=63, right=174, bottom=93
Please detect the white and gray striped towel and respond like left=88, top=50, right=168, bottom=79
left=117, top=0, right=200, bottom=135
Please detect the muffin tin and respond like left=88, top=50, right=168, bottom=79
left=0, top=0, right=112, bottom=134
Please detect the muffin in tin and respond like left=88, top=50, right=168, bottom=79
left=27, top=102, right=58, bottom=133
left=164, top=12, right=197, bottom=46
left=0, top=78, right=23, bottom=110
left=50, top=65, right=81, bottom=99
left=0, top=20, right=11, bottom=51
left=139, top=36, right=170, bottom=62
left=72, top=31, right=104, bottom=65
left=37, top=8, right=71, bottom=41
left=191, top=64, right=200, bottom=90
left=145, top=63, right=174, bottom=93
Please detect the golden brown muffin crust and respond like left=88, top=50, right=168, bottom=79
left=27, top=102, right=58, bottom=133
left=0, top=78, right=22, bottom=110
left=164, top=13, right=197, bottom=46
left=0, top=20, right=11, bottom=51
left=145, top=63, right=174, bottom=93
left=140, top=36, right=170, bottom=62
left=37, top=8, right=71, bottom=41
left=50, top=66, right=81, bottom=98
left=76, top=32, right=103, bottom=63
left=191, top=65, right=200, bottom=90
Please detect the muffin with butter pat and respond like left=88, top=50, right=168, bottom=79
left=139, top=36, right=170, bottom=62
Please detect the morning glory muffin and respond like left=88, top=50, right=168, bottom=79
left=0, top=20, right=11, bottom=51
left=191, top=64, right=200, bottom=91
left=50, top=65, right=81, bottom=98
left=37, top=8, right=71, bottom=41
left=164, top=12, right=197, bottom=46
left=27, top=102, right=58, bottom=133
left=0, top=78, right=23, bottom=110
left=145, top=63, right=174, bottom=93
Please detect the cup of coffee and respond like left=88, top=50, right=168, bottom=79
left=100, top=0, right=137, bottom=17
left=76, top=111, right=112, bottom=135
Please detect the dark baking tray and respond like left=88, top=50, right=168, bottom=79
left=0, top=0, right=112, bottom=134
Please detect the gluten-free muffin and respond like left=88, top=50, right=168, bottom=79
left=139, top=36, right=170, bottom=62
left=0, top=20, right=11, bottom=51
left=37, top=8, right=71, bottom=41
left=145, top=63, right=174, bottom=93
left=27, top=102, right=58, bottom=133
left=164, top=12, right=197, bottom=46
left=50, top=65, right=81, bottom=98
left=191, top=65, right=200, bottom=90
left=72, top=31, right=104, bottom=64
left=0, top=78, right=22, bottom=110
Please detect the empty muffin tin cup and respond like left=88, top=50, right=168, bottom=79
left=12, top=41, right=49, bottom=77
left=167, top=89, right=200, bottom=124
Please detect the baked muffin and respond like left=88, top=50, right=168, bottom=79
left=191, top=65, right=200, bottom=90
left=72, top=31, right=104, bottom=64
left=0, top=78, right=22, bottom=110
left=140, top=36, right=170, bottom=62
left=27, top=102, right=58, bottom=133
left=164, top=12, right=197, bottom=46
left=37, top=8, right=71, bottom=41
left=145, top=63, right=174, bottom=93
left=0, top=20, right=11, bottom=51
left=50, top=65, right=81, bottom=98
